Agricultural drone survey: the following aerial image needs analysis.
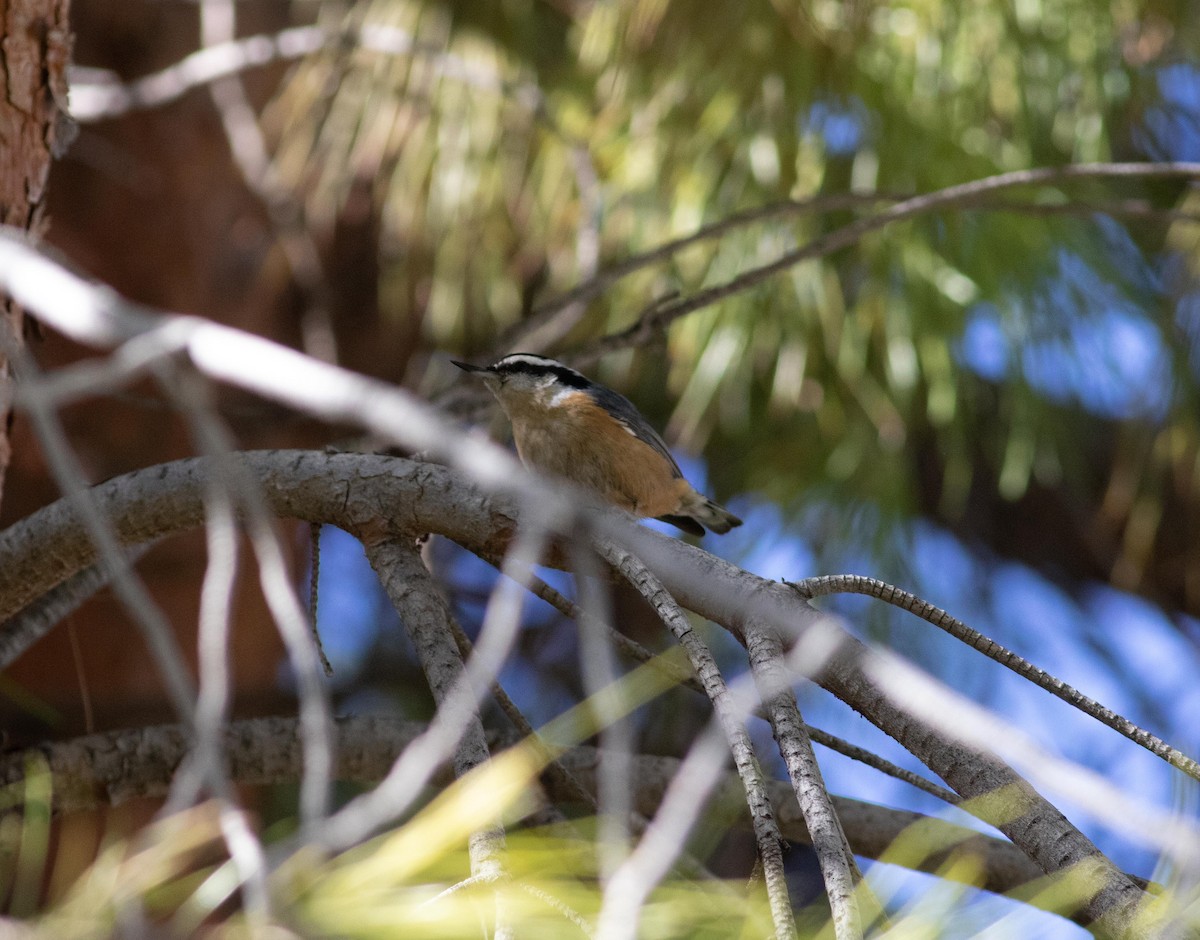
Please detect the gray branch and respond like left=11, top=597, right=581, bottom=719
left=0, top=716, right=1048, bottom=898
left=791, top=574, right=1200, bottom=782
left=366, top=539, right=507, bottom=888
left=0, top=451, right=1170, bottom=935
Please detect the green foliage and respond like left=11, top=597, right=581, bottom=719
left=267, top=1, right=1200, bottom=590
left=297, top=822, right=775, bottom=940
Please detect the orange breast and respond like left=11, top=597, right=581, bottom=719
left=510, top=392, right=688, bottom=518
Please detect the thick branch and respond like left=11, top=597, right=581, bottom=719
left=366, top=539, right=506, bottom=884
left=0, top=452, right=1164, bottom=934
left=0, top=716, right=1047, bottom=897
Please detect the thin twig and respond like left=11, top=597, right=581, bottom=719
left=308, top=522, right=332, bottom=676
left=153, top=365, right=313, bottom=921
left=64, top=618, right=94, bottom=735
left=500, top=193, right=891, bottom=353
left=70, top=21, right=546, bottom=123
left=168, top=365, right=337, bottom=832
left=790, top=574, right=1200, bottom=783
left=519, top=567, right=958, bottom=804
left=199, top=1, right=338, bottom=363
left=171, top=402, right=271, bottom=923
left=596, top=539, right=798, bottom=940
left=582, top=162, right=1200, bottom=360
left=569, top=538, right=638, bottom=889
left=743, top=622, right=862, bottom=940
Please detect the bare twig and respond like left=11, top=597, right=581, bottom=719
left=307, top=523, right=332, bottom=676
left=199, top=0, right=337, bottom=363
left=69, top=22, right=543, bottom=123
left=596, top=539, right=798, bottom=940
left=0, top=544, right=152, bottom=671
left=519, top=567, right=960, bottom=801
left=569, top=539, right=637, bottom=887
left=743, top=621, right=862, bottom=940
left=582, top=162, right=1200, bottom=360
left=159, top=370, right=271, bottom=923
left=495, top=186, right=1200, bottom=367
left=165, top=365, right=336, bottom=832
left=790, top=574, right=1200, bottom=783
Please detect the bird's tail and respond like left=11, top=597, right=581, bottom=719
left=670, top=490, right=742, bottom=535
left=696, top=497, right=742, bottom=534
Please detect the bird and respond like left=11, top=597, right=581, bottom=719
left=452, top=353, right=742, bottom=536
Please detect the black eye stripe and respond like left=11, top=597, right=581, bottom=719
left=493, top=360, right=590, bottom=388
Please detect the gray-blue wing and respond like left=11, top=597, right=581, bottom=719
left=592, top=385, right=684, bottom=479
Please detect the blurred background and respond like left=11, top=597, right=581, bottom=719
left=4, top=0, right=1200, bottom=934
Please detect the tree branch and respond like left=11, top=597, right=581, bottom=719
left=366, top=540, right=509, bottom=905
left=510, top=188, right=1200, bottom=362
left=596, top=538, right=798, bottom=940
left=0, top=451, right=1171, bottom=933
left=69, top=22, right=525, bottom=123
left=791, top=575, right=1200, bottom=782
left=0, top=716, right=1051, bottom=898
left=519, top=568, right=960, bottom=804
left=744, top=621, right=863, bottom=939
left=583, top=162, right=1200, bottom=360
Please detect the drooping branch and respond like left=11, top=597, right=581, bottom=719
left=69, top=22, right=529, bottom=123
left=743, top=620, right=863, bottom=939
left=518, top=567, right=960, bottom=805
left=515, top=191, right=1200, bottom=362
left=791, top=574, right=1200, bottom=782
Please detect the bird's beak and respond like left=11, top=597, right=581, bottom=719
left=451, top=360, right=490, bottom=375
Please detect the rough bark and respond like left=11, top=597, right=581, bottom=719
left=0, top=715, right=1047, bottom=896
left=0, top=0, right=72, bottom=513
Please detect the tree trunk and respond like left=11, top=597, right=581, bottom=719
left=0, top=0, right=73, bottom=512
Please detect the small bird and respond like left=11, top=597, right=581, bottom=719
left=452, top=353, right=742, bottom=536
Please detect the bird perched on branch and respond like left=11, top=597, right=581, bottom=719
left=452, top=353, right=742, bottom=536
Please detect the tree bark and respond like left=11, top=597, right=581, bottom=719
left=0, top=0, right=73, bottom=512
